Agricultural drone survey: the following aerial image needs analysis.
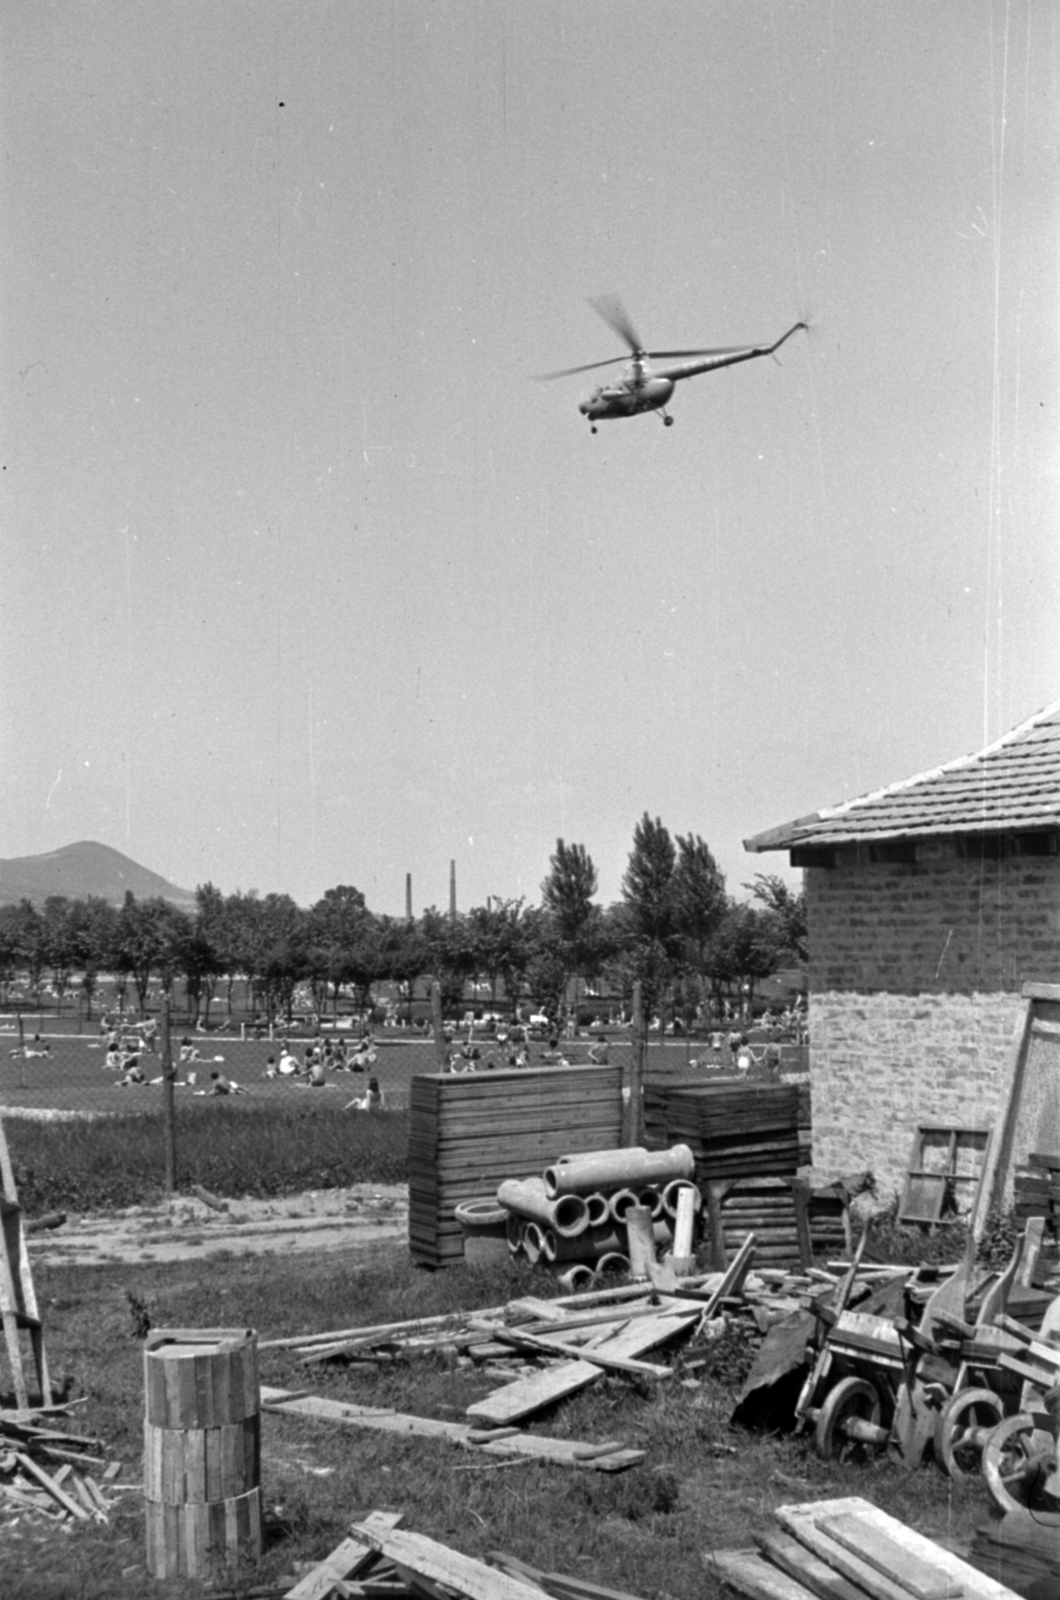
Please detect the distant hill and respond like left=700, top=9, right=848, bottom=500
left=0, top=842, right=197, bottom=911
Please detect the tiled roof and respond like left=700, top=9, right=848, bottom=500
left=745, top=699, right=1060, bottom=852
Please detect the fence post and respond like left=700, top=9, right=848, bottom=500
left=161, top=997, right=177, bottom=1197
left=625, top=981, right=645, bottom=1147
left=431, top=982, right=446, bottom=1071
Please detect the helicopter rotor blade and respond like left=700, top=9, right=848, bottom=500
left=532, top=355, right=626, bottom=382
left=644, top=345, right=750, bottom=360
left=588, top=294, right=645, bottom=356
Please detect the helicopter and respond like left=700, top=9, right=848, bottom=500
left=537, top=296, right=807, bottom=432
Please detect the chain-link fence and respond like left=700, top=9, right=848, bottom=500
left=1, top=1012, right=809, bottom=1198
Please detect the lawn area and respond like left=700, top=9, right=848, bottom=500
left=0, top=1034, right=440, bottom=1117
left=5, top=1241, right=989, bottom=1600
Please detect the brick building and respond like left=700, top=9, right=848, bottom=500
left=745, top=700, right=1060, bottom=1197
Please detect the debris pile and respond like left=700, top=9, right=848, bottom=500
left=282, top=1510, right=664, bottom=1600
left=260, top=1241, right=823, bottom=1466
left=0, top=1407, right=124, bottom=1527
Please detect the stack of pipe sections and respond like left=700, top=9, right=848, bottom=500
left=497, top=1145, right=699, bottom=1281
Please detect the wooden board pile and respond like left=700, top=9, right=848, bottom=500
left=708, top=1494, right=1025, bottom=1600
left=408, top=1066, right=623, bottom=1267
left=645, top=1082, right=804, bottom=1268
left=657, top=1081, right=802, bottom=1179
left=282, top=1510, right=668, bottom=1600
left=0, top=1405, right=124, bottom=1528
left=1014, top=1149, right=1060, bottom=1243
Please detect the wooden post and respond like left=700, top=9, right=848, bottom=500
left=161, top=998, right=176, bottom=1198
left=431, top=981, right=446, bottom=1071
left=625, top=982, right=645, bottom=1146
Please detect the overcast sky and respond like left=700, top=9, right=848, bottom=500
left=2, top=2, right=1057, bottom=914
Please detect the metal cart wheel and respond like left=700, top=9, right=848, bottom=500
left=935, top=1387, right=1005, bottom=1478
left=814, top=1376, right=888, bottom=1463
left=982, top=1414, right=1060, bottom=1516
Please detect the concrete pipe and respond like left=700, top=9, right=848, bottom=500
left=506, top=1214, right=525, bottom=1253
left=496, top=1176, right=590, bottom=1238
left=454, top=1199, right=510, bottom=1267
left=661, top=1179, right=702, bottom=1220
left=544, top=1144, right=695, bottom=1198
left=556, top=1264, right=595, bottom=1293
left=637, top=1186, right=665, bottom=1219
left=593, top=1252, right=630, bottom=1281
left=522, top=1221, right=546, bottom=1265
left=546, top=1218, right=672, bottom=1264
left=585, top=1192, right=611, bottom=1227
left=608, top=1188, right=641, bottom=1223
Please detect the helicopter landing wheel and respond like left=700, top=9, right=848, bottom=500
left=590, top=425, right=598, bottom=435
left=663, top=415, right=674, bottom=427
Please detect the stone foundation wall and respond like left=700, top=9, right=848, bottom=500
left=803, top=850, right=1060, bottom=1196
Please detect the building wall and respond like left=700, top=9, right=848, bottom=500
left=804, top=848, right=1060, bottom=1196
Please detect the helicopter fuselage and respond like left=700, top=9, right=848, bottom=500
left=579, top=371, right=674, bottom=422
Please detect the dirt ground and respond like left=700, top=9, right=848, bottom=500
left=27, top=1183, right=409, bottom=1268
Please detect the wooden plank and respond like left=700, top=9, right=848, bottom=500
left=816, top=1513, right=962, bottom=1600
left=14, top=1450, right=91, bottom=1521
left=465, top=1309, right=698, bottom=1427
left=756, top=1530, right=868, bottom=1600
left=491, top=1328, right=674, bottom=1378
left=970, top=1001, right=1033, bottom=1239
left=283, top=1510, right=403, bottom=1600
left=777, top=1498, right=1025, bottom=1600
left=708, top=1548, right=819, bottom=1600
left=697, top=1234, right=756, bottom=1319
left=260, top=1387, right=644, bottom=1472
left=350, top=1525, right=551, bottom=1600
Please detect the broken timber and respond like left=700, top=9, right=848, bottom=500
left=350, top=1524, right=550, bottom=1600
left=261, top=1387, right=644, bottom=1472
left=465, top=1305, right=700, bottom=1427
left=282, top=1509, right=403, bottom=1600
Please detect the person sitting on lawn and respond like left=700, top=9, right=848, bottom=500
left=13, top=1035, right=51, bottom=1060
left=116, top=1061, right=146, bottom=1086
left=104, top=1043, right=123, bottom=1071
left=197, top=1070, right=246, bottom=1096
left=277, top=1046, right=301, bottom=1076
left=345, top=1075, right=383, bottom=1111
left=588, top=1034, right=610, bottom=1064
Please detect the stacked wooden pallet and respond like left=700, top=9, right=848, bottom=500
left=661, top=1081, right=801, bottom=1177
left=705, top=1176, right=807, bottom=1269
left=1014, top=1149, right=1060, bottom=1239
left=643, top=1081, right=803, bottom=1268
left=408, top=1066, right=622, bottom=1267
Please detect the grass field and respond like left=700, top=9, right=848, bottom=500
left=5, top=1239, right=990, bottom=1600
left=0, top=1031, right=731, bottom=1118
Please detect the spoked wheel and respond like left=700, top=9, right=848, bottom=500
left=982, top=1414, right=1060, bottom=1515
left=936, top=1387, right=1005, bottom=1478
left=814, top=1376, right=888, bottom=1463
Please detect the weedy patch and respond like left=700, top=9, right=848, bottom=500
left=7, top=1103, right=409, bottom=1214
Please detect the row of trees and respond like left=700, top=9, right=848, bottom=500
left=0, top=816, right=807, bottom=1026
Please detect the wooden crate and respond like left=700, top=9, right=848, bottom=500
left=408, top=1066, right=623, bottom=1267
